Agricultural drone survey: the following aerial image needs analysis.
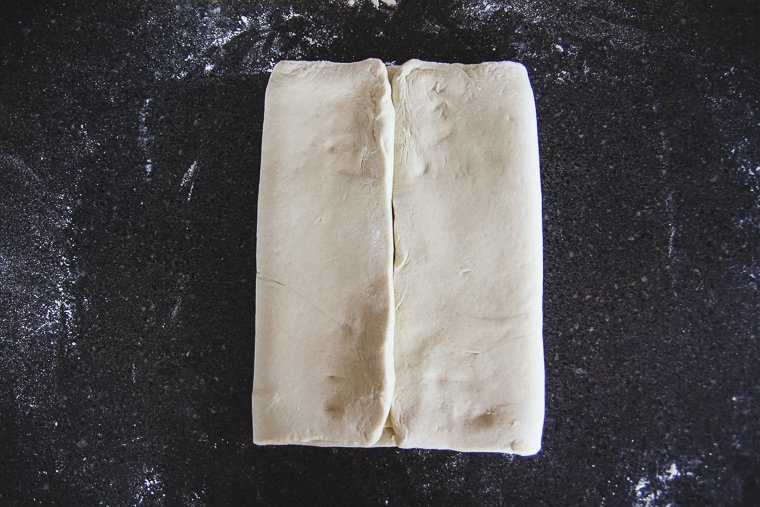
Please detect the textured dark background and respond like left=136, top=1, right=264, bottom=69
left=1, top=0, right=759, bottom=505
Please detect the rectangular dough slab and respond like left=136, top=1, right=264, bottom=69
left=253, top=59, right=395, bottom=447
left=390, top=60, right=544, bottom=454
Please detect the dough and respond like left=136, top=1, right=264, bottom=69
left=389, top=60, right=544, bottom=454
left=252, top=59, right=395, bottom=446
left=253, top=58, right=544, bottom=454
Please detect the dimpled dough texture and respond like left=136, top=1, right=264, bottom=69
left=390, top=60, right=544, bottom=454
left=253, top=59, right=395, bottom=447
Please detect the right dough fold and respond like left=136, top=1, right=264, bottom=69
left=389, top=59, right=544, bottom=455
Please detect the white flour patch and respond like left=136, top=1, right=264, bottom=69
left=138, top=98, right=153, bottom=176
left=457, top=0, right=652, bottom=65
left=0, top=152, right=41, bottom=182
left=710, top=67, right=760, bottom=288
left=78, top=123, right=99, bottom=155
left=725, top=137, right=759, bottom=194
left=139, top=3, right=276, bottom=80
left=634, top=477, right=654, bottom=507
left=632, top=462, right=693, bottom=506
left=169, top=273, right=189, bottom=324
left=654, top=127, right=681, bottom=298
left=709, top=65, right=758, bottom=197
left=666, top=191, right=676, bottom=261
left=665, top=189, right=680, bottom=298
left=457, top=0, right=549, bottom=28
left=347, top=0, right=397, bottom=7
left=0, top=151, right=80, bottom=420
left=132, top=467, right=166, bottom=505
left=171, top=298, right=183, bottom=321
left=555, top=69, right=571, bottom=83
left=281, top=6, right=302, bottom=20
left=180, top=160, right=199, bottom=202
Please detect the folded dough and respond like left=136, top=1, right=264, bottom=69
left=253, top=59, right=544, bottom=454
left=390, top=60, right=544, bottom=454
left=253, top=59, right=395, bottom=446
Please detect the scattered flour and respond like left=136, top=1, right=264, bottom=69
left=132, top=467, right=166, bottom=505
left=170, top=273, right=189, bottom=323
left=347, top=0, right=397, bottom=7
left=709, top=65, right=760, bottom=288
left=180, top=160, right=199, bottom=202
left=5, top=1, right=755, bottom=504
left=138, top=98, right=153, bottom=176
left=140, top=3, right=277, bottom=80
left=0, top=152, right=79, bottom=419
left=632, top=462, right=695, bottom=506
left=725, top=137, right=759, bottom=194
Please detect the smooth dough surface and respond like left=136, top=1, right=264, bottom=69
left=390, top=60, right=544, bottom=454
left=253, top=59, right=395, bottom=447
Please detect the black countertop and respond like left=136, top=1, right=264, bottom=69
left=1, top=0, right=759, bottom=504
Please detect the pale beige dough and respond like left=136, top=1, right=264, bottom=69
left=252, top=59, right=395, bottom=447
left=253, top=59, right=544, bottom=454
left=389, top=60, right=544, bottom=454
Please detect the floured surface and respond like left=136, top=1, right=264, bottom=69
left=253, top=59, right=395, bottom=447
left=390, top=60, right=544, bottom=454
left=5, top=0, right=759, bottom=502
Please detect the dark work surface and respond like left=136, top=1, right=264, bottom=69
left=1, top=0, right=759, bottom=504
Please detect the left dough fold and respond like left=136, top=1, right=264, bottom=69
left=252, top=59, right=395, bottom=446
